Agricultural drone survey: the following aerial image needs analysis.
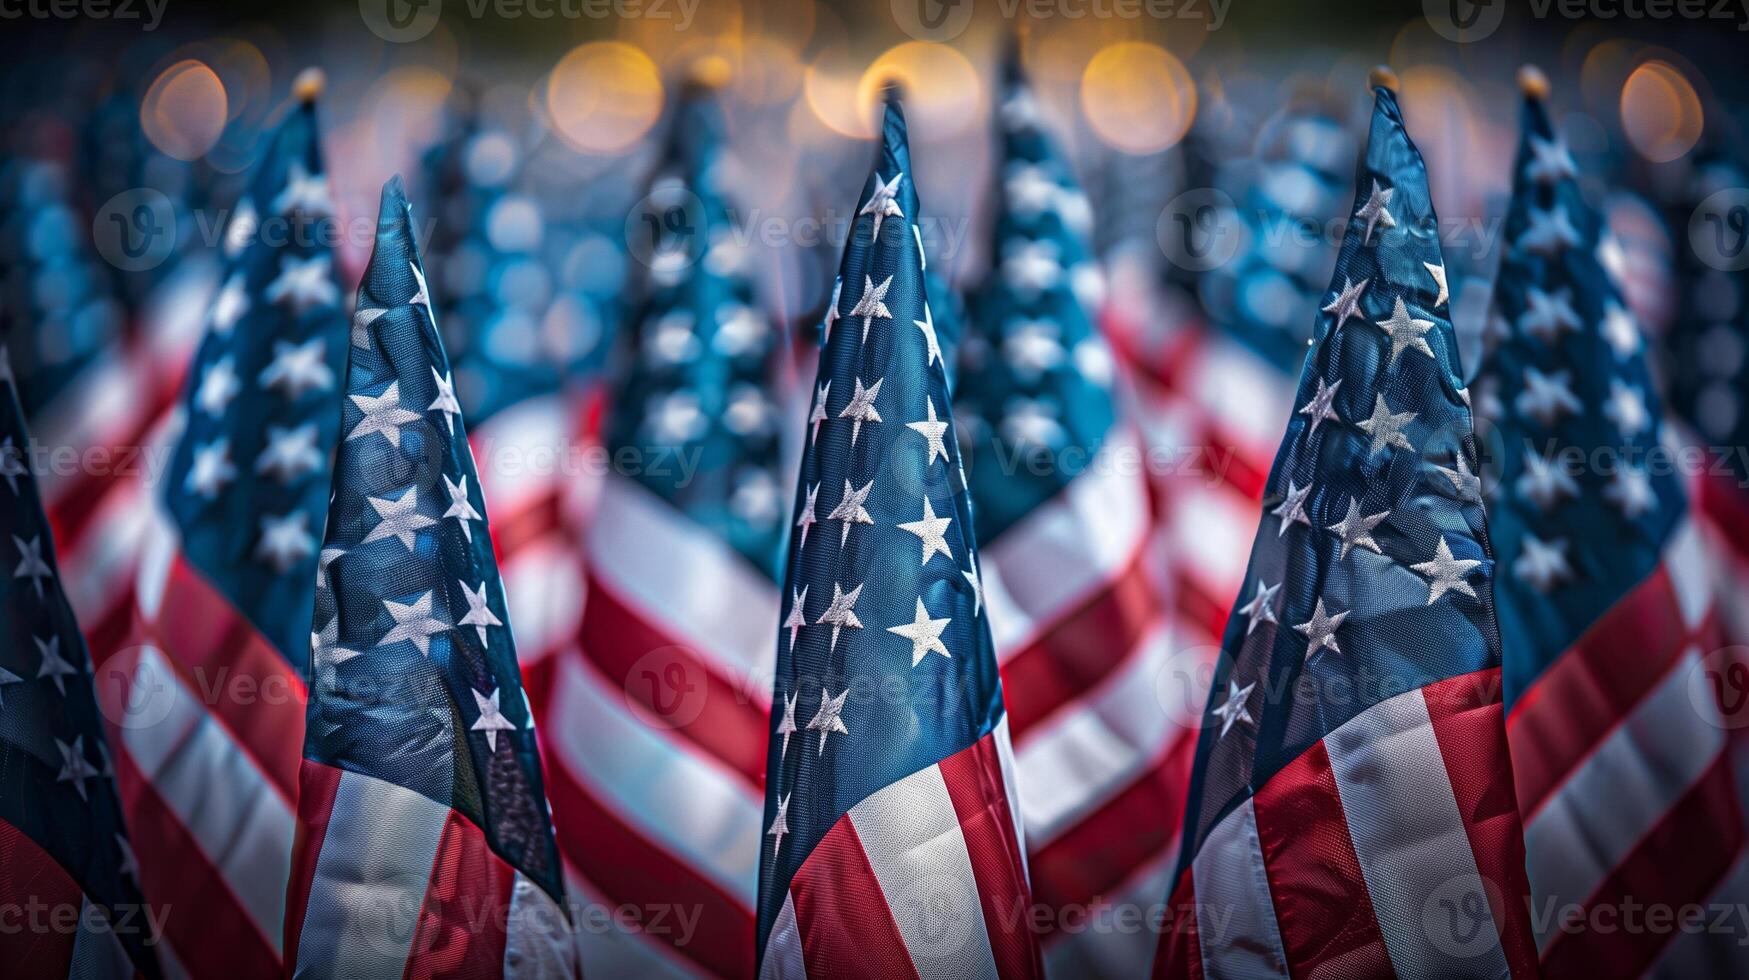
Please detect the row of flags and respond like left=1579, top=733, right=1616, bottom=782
left=5, top=48, right=1749, bottom=980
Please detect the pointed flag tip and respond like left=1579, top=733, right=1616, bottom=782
left=684, top=54, right=733, bottom=92
left=1367, top=65, right=1399, bottom=93
left=380, top=174, right=410, bottom=215
left=1517, top=65, right=1550, bottom=100
left=293, top=67, right=325, bottom=103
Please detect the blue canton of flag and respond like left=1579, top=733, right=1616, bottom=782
left=0, top=352, right=161, bottom=978
left=1153, top=75, right=1539, bottom=980
left=755, top=89, right=1044, bottom=980
left=285, top=176, right=576, bottom=980
left=1480, top=70, right=1743, bottom=978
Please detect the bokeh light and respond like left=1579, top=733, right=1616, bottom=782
left=1080, top=42, right=1195, bottom=154
left=857, top=43, right=984, bottom=138
left=1621, top=58, right=1703, bottom=163
left=547, top=42, right=664, bottom=155
left=140, top=59, right=229, bottom=161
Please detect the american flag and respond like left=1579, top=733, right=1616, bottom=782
left=954, top=54, right=1179, bottom=978
left=755, top=88, right=1043, bottom=980
left=94, top=83, right=345, bottom=979
left=536, top=79, right=786, bottom=978
left=1481, top=76, right=1746, bottom=976
left=283, top=175, right=576, bottom=978
left=0, top=350, right=161, bottom=978
left=1152, top=77, right=1540, bottom=979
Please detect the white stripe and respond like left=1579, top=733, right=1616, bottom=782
left=469, top=393, right=572, bottom=523
left=1015, top=626, right=1192, bottom=844
left=501, top=538, right=586, bottom=665
left=58, top=479, right=152, bottom=628
left=586, top=475, right=779, bottom=681
left=562, top=869, right=694, bottom=980
left=759, top=892, right=808, bottom=980
left=993, top=715, right=1027, bottom=881
left=1525, top=648, right=1726, bottom=947
left=291, top=769, right=448, bottom=980
left=1042, top=846, right=1177, bottom=980
left=982, top=429, right=1149, bottom=657
left=847, top=764, right=1001, bottom=980
left=547, top=654, right=762, bottom=904
left=1325, top=687, right=1510, bottom=978
left=1191, top=797, right=1289, bottom=979
left=1646, top=844, right=1749, bottom=978
left=505, top=872, right=580, bottom=980
left=1182, top=332, right=1292, bottom=457
left=1164, top=482, right=1257, bottom=606
left=1663, top=517, right=1712, bottom=631
left=115, top=645, right=293, bottom=954
left=68, top=897, right=134, bottom=980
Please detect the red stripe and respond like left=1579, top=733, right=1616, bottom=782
left=788, top=817, right=920, bottom=980
left=284, top=760, right=342, bottom=965
left=1540, top=755, right=1747, bottom=977
left=1251, top=739, right=1395, bottom=977
left=939, top=734, right=1045, bottom=979
left=44, top=373, right=182, bottom=549
left=489, top=488, right=570, bottom=565
left=109, top=737, right=282, bottom=978
left=999, top=552, right=1162, bottom=740
left=1421, top=668, right=1539, bottom=980
left=1029, top=731, right=1197, bottom=918
left=0, top=818, right=82, bottom=979
left=577, top=572, right=768, bottom=789
left=1150, top=872, right=1203, bottom=980
left=132, top=555, right=307, bottom=801
left=403, top=812, right=517, bottom=980
left=542, top=745, right=754, bottom=979
left=1507, top=565, right=1689, bottom=817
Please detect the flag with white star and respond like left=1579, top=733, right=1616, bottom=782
left=0, top=351, right=161, bottom=978
left=531, top=77, right=789, bottom=977
left=1152, top=76, right=1540, bottom=980
left=754, top=88, right=1044, bottom=980
left=955, top=48, right=1173, bottom=979
left=1479, top=72, right=1742, bottom=977
left=284, top=176, right=576, bottom=979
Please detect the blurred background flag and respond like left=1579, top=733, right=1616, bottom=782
left=0, top=349, right=162, bottom=980
left=1153, top=74, right=1538, bottom=980
left=99, top=73, right=347, bottom=980
left=756, top=87, right=1042, bottom=980
left=531, top=75, right=787, bottom=979
left=284, top=176, right=575, bottom=979
left=1481, top=69, right=1748, bottom=977
left=954, top=46, right=1182, bottom=979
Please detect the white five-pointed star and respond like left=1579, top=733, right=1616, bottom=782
left=1604, top=465, right=1657, bottom=519
left=1356, top=394, right=1417, bottom=457
left=1294, top=598, right=1350, bottom=663
left=429, top=368, right=462, bottom=435
left=365, top=486, right=436, bottom=550
left=458, top=579, right=502, bottom=645
left=897, top=497, right=954, bottom=566
left=351, top=306, right=386, bottom=349
left=273, top=159, right=334, bottom=216
left=196, top=356, right=242, bottom=416
left=56, top=736, right=98, bottom=801
left=1238, top=579, right=1280, bottom=635
left=35, top=634, right=77, bottom=695
left=469, top=686, right=516, bottom=752
left=265, top=255, right=340, bottom=315
left=1438, top=454, right=1483, bottom=501
left=1516, top=451, right=1578, bottom=511
left=1005, top=322, right=1066, bottom=378
left=649, top=391, right=707, bottom=444
left=380, top=591, right=449, bottom=656
left=1356, top=180, right=1396, bottom=243
left=888, top=597, right=952, bottom=667
left=1272, top=480, right=1313, bottom=536
left=915, top=303, right=943, bottom=368
left=806, top=687, right=851, bottom=755
left=1322, top=277, right=1371, bottom=329
left=907, top=397, right=951, bottom=467
left=259, top=338, right=335, bottom=399
left=443, top=474, right=482, bottom=542
left=257, top=423, right=323, bottom=484
left=964, top=554, right=983, bottom=618
left=1515, top=366, right=1582, bottom=428
left=348, top=382, right=422, bottom=447
left=816, top=582, right=865, bottom=651
left=860, top=172, right=905, bottom=243
left=1002, top=241, right=1063, bottom=292
left=1519, top=204, right=1580, bottom=257
left=1527, top=134, right=1578, bottom=185
left=828, top=479, right=876, bottom=547
left=795, top=483, right=820, bottom=550
left=808, top=382, right=831, bottom=446
left=185, top=438, right=236, bottom=499
left=1424, top=261, right=1449, bottom=307
left=768, top=792, right=793, bottom=852
left=1514, top=533, right=1573, bottom=593
left=1212, top=680, right=1255, bottom=738
left=850, top=275, right=894, bottom=345
left=210, top=272, right=249, bottom=334
left=225, top=198, right=258, bottom=257
left=1603, top=379, right=1650, bottom=437
left=1373, top=296, right=1436, bottom=364
left=784, top=587, right=808, bottom=652
left=409, top=261, right=434, bottom=316
left=0, top=663, right=20, bottom=709
left=116, top=834, right=139, bottom=881
left=1327, top=497, right=1389, bottom=559
left=1413, top=536, right=1481, bottom=604
left=776, top=691, right=799, bottom=758
left=256, top=510, right=315, bottom=573
left=838, top=377, right=884, bottom=447
left=1519, top=286, right=1581, bottom=345
left=14, top=535, right=53, bottom=599
left=0, top=435, right=23, bottom=495
left=1297, top=376, right=1343, bottom=435
left=822, top=278, right=843, bottom=340
left=1601, top=302, right=1641, bottom=359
